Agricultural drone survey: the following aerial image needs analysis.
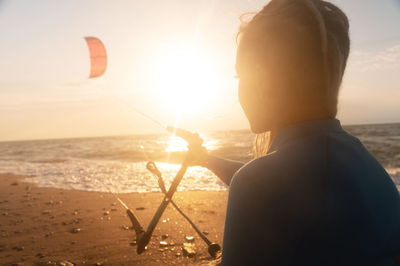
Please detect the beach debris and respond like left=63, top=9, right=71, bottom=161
left=45, top=232, right=54, bottom=238
left=71, top=228, right=81, bottom=234
left=162, top=218, right=170, bottom=223
left=103, top=211, right=110, bottom=216
left=185, top=235, right=195, bottom=242
left=36, top=252, right=45, bottom=258
left=121, top=225, right=130, bottom=230
left=135, top=207, right=145, bottom=211
left=13, top=246, right=24, bottom=251
left=203, top=231, right=209, bottom=235
left=169, top=242, right=176, bottom=247
left=158, top=248, right=168, bottom=252
left=159, top=241, right=168, bottom=247
left=182, top=243, right=196, bottom=258
left=161, top=234, right=169, bottom=240
left=10, top=182, right=18, bottom=186
left=175, top=252, right=182, bottom=257
left=57, top=260, right=74, bottom=266
left=73, top=211, right=78, bottom=215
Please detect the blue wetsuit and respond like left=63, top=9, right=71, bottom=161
left=221, top=119, right=400, bottom=266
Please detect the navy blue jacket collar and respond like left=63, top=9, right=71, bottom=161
left=268, top=119, right=343, bottom=153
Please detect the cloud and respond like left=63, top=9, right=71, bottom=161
left=348, top=44, right=400, bottom=72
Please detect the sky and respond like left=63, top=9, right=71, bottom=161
left=0, top=0, right=399, bottom=141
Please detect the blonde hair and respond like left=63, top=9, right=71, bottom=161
left=237, top=0, right=350, bottom=157
left=254, top=131, right=271, bottom=158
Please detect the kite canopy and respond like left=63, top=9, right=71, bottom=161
left=84, top=36, right=107, bottom=78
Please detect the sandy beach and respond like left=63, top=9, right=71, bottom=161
left=0, top=174, right=227, bottom=265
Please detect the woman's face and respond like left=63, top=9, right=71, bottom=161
left=236, top=44, right=277, bottom=134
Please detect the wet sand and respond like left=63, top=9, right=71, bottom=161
left=0, top=174, right=227, bottom=265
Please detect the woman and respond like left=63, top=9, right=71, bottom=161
left=192, top=0, right=400, bottom=265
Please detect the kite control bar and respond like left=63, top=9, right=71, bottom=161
left=125, top=127, right=220, bottom=257
left=165, top=126, right=203, bottom=147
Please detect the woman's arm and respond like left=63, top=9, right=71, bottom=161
left=187, top=143, right=244, bottom=186
left=203, top=155, right=244, bottom=186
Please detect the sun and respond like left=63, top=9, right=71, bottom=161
left=153, top=47, right=220, bottom=116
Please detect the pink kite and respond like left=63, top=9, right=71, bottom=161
left=84, top=37, right=107, bottom=78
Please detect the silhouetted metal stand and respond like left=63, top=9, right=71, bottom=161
left=146, top=161, right=221, bottom=257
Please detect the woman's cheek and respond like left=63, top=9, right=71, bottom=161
left=238, top=79, right=264, bottom=130
left=238, top=79, right=253, bottom=118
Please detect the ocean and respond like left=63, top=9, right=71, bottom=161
left=0, top=123, right=399, bottom=193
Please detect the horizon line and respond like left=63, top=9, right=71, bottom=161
left=1, top=120, right=399, bottom=143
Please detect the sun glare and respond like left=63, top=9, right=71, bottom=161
left=153, top=47, right=220, bottom=116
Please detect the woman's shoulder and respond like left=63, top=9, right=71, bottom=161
left=234, top=151, right=280, bottom=177
left=231, top=136, right=332, bottom=189
left=230, top=151, right=295, bottom=189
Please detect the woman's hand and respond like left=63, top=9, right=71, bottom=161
left=187, top=141, right=209, bottom=167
